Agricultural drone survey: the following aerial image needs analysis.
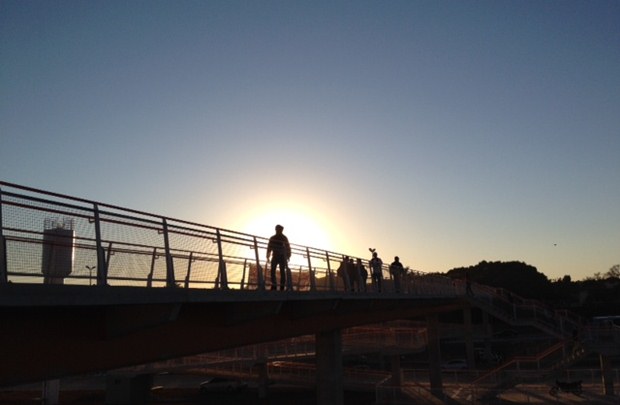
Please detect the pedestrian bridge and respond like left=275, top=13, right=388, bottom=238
left=0, top=181, right=446, bottom=293
left=3, top=181, right=615, bottom=404
left=0, top=182, right=466, bottom=384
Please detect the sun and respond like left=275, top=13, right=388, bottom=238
left=236, top=204, right=334, bottom=253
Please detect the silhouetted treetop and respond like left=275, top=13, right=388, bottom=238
left=446, top=260, right=551, bottom=298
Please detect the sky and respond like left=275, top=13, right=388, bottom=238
left=1, top=1, right=619, bottom=281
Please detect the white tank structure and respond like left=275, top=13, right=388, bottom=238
left=41, top=218, right=75, bottom=284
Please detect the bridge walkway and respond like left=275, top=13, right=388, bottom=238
left=1, top=181, right=616, bottom=403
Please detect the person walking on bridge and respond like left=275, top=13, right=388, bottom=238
left=267, top=224, right=291, bottom=291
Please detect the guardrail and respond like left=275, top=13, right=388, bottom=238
left=0, top=181, right=455, bottom=295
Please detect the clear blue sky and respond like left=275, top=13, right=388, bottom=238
left=2, top=1, right=619, bottom=280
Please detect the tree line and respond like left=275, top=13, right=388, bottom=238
left=440, top=261, right=620, bottom=318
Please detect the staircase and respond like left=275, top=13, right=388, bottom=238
left=470, top=340, right=571, bottom=401
left=463, top=281, right=582, bottom=339
left=456, top=282, right=596, bottom=402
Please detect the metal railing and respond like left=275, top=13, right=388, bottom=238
left=0, top=181, right=456, bottom=296
left=472, top=341, right=567, bottom=387
left=460, top=281, right=583, bottom=339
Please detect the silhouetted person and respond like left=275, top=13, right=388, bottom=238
left=267, top=224, right=291, bottom=290
left=369, top=251, right=383, bottom=292
left=389, top=256, right=404, bottom=293
left=356, top=258, right=368, bottom=292
left=465, top=272, right=474, bottom=296
left=337, top=256, right=351, bottom=292
left=347, top=257, right=357, bottom=292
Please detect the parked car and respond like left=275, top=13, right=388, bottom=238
left=199, top=377, right=248, bottom=393
left=474, top=348, right=503, bottom=365
left=592, top=315, right=620, bottom=328
left=441, top=359, right=468, bottom=370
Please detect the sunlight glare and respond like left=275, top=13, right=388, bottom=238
left=237, top=203, right=334, bottom=252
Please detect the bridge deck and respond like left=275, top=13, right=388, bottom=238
left=0, top=283, right=463, bottom=386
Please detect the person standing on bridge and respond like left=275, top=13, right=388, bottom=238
left=337, top=256, right=352, bottom=292
left=267, top=224, right=291, bottom=291
left=389, top=256, right=405, bottom=293
left=369, top=251, right=383, bottom=292
left=356, top=258, right=368, bottom=292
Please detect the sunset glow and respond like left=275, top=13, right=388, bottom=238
left=235, top=203, right=334, bottom=253
left=2, top=2, right=618, bottom=280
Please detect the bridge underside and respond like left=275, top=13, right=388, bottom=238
left=0, top=284, right=462, bottom=387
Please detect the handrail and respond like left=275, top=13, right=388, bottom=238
left=0, top=181, right=460, bottom=295
left=472, top=340, right=566, bottom=385
left=0, top=181, right=365, bottom=262
left=465, top=280, right=582, bottom=339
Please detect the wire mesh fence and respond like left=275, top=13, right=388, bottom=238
left=1, top=181, right=455, bottom=295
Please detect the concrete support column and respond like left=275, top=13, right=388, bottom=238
left=390, top=354, right=403, bottom=387
left=41, top=379, right=59, bottom=405
left=316, top=329, right=343, bottom=405
left=105, top=373, right=152, bottom=405
left=482, top=311, right=493, bottom=360
left=426, top=314, right=443, bottom=397
left=600, top=354, right=615, bottom=396
left=254, top=358, right=269, bottom=399
left=464, top=306, right=476, bottom=369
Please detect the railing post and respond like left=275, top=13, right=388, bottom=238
left=253, top=236, right=265, bottom=291
left=184, top=251, right=193, bottom=288
left=325, top=251, right=335, bottom=291
left=285, top=263, right=293, bottom=291
left=162, top=218, right=176, bottom=288
left=216, top=229, right=228, bottom=289
left=307, top=247, right=316, bottom=291
left=93, top=203, right=108, bottom=286
left=0, top=188, right=7, bottom=284
left=147, top=247, right=157, bottom=288
left=241, top=259, right=247, bottom=290
left=105, top=242, right=113, bottom=275
left=340, top=254, right=351, bottom=292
